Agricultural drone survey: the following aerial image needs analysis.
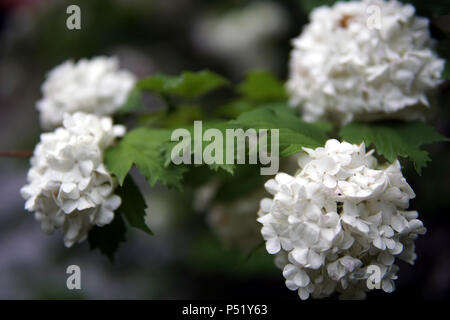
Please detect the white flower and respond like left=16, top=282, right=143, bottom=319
left=257, top=139, right=425, bottom=299
left=191, top=2, right=288, bottom=75
left=37, top=56, right=136, bottom=129
left=287, top=0, right=445, bottom=125
left=21, top=112, right=126, bottom=247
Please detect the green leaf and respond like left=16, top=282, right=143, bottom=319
left=118, top=87, right=142, bottom=113
left=117, top=175, right=152, bottom=235
left=161, top=121, right=239, bottom=175
left=162, top=105, right=205, bottom=128
left=214, top=165, right=266, bottom=202
left=154, top=104, right=330, bottom=176
left=88, top=213, right=126, bottom=263
left=238, top=70, right=286, bottom=102
left=339, top=121, right=449, bottom=174
left=138, top=70, right=229, bottom=99
left=214, top=100, right=257, bottom=118
left=235, top=104, right=330, bottom=142
left=104, top=128, right=186, bottom=189
left=233, top=104, right=331, bottom=156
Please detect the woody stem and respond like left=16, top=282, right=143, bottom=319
left=0, top=150, right=33, bottom=158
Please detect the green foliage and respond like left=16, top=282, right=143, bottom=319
left=214, top=100, right=257, bottom=119
left=117, top=175, right=152, bottom=235
left=187, top=233, right=277, bottom=278
left=233, top=104, right=331, bottom=156
left=237, top=70, right=286, bottom=102
left=88, top=213, right=126, bottom=263
left=159, top=104, right=331, bottom=178
left=118, top=87, right=142, bottom=113
left=339, top=122, right=449, bottom=174
left=161, top=121, right=239, bottom=175
left=214, top=165, right=266, bottom=202
left=137, top=70, right=229, bottom=99
left=104, top=128, right=186, bottom=189
left=161, top=106, right=206, bottom=128
left=88, top=174, right=151, bottom=261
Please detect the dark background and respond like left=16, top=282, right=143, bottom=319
left=0, top=0, right=449, bottom=299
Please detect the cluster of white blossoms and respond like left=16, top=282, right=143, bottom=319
left=21, top=112, right=126, bottom=247
left=37, top=56, right=136, bottom=130
left=257, top=139, right=426, bottom=299
left=287, top=0, right=445, bottom=125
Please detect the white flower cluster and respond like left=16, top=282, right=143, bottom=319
left=257, top=139, right=426, bottom=299
left=37, top=56, right=136, bottom=130
left=287, top=0, right=445, bottom=125
left=21, top=112, right=126, bottom=247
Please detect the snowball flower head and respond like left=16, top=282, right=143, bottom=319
left=258, top=139, right=425, bottom=299
left=21, top=112, right=126, bottom=247
left=37, top=56, right=136, bottom=129
left=287, top=0, right=444, bottom=125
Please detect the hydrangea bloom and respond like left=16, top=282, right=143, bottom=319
left=257, top=139, right=426, bottom=299
left=21, top=112, right=126, bottom=247
left=37, top=56, right=136, bottom=129
left=287, top=0, right=445, bottom=125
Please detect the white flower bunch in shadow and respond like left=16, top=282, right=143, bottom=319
left=287, top=0, right=444, bottom=125
left=37, top=56, right=136, bottom=130
left=258, top=139, right=426, bottom=299
left=191, top=1, right=289, bottom=76
left=21, top=112, right=125, bottom=247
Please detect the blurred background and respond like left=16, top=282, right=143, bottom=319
left=0, top=0, right=449, bottom=299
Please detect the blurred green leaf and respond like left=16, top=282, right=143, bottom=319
left=187, top=233, right=276, bottom=277
left=339, top=121, right=449, bottom=174
left=117, top=175, right=152, bottom=235
left=162, top=105, right=205, bottom=128
left=214, top=100, right=257, bottom=118
left=238, top=70, right=286, bottom=102
left=118, top=87, right=142, bottom=113
left=138, top=70, right=229, bottom=99
left=88, top=213, right=126, bottom=263
left=214, top=165, right=265, bottom=202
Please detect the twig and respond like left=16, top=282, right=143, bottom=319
left=0, top=150, right=33, bottom=158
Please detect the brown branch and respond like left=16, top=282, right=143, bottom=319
left=0, top=150, right=33, bottom=158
